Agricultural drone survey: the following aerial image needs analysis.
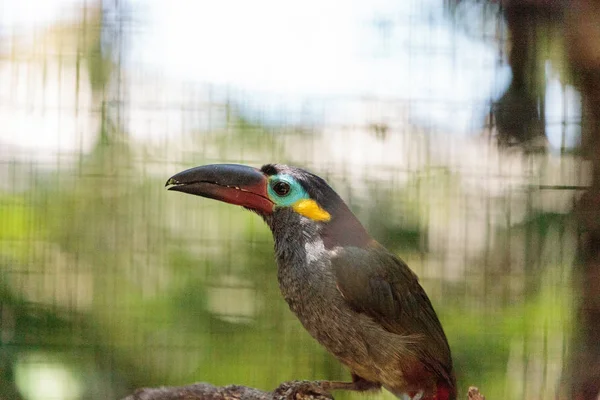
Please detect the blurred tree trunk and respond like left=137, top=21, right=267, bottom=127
left=491, top=0, right=565, bottom=150
left=565, top=0, right=600, bottom=398
left=493, top=3, right=546, bottom=149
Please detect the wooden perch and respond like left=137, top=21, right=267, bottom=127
left=122, top=381, right=330, bottom=400
left=121, top=381, right=486, bottom=400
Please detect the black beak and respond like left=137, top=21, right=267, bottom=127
left=166, top=164, right=273, bottom=214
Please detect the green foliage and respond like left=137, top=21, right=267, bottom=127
left=442, top=260, right=571, bottom=399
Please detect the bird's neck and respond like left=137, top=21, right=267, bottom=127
left=266, top=211, right=333, bottom=315
left=265, top=203, right=371, bottom=261
left=320, top=201, right=372, bottom=249
left=266, top=210, right=328, bottom=270
left=264, top=206, right=372, bottom=291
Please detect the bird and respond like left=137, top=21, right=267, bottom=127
left=166, top=163, right=456, bottom=400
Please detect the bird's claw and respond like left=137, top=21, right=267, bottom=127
left=274, top=380, right=334, bottom=400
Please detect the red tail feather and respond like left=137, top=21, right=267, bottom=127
left=434, top=382, right=456, bottom=400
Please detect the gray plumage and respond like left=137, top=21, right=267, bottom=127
left=264, top=206, right=454, bottom=398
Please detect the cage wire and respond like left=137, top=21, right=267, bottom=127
left=0, top=1, right=585, bottom=400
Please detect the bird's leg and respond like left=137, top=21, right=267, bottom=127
left=274, top=381, right=333, bottom=400
left=319, top=373, right=382, bottom=392
left=275, top=374, right=381, bottom=399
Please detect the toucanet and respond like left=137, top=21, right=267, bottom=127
left=166, top=163, right=456, bottom=400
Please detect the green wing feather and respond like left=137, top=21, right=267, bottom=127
left=331, top=245, right=453, bottom=382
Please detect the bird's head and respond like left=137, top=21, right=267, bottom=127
left=166, top=163, right=371, bottom=249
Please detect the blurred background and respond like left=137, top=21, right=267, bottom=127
left=1, top=0, right=600, bottom=399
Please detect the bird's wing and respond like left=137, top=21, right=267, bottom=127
left=331, top=245, right=453, bottom=380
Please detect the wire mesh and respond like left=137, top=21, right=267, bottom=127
left=0, top=1, right=585, bottom=399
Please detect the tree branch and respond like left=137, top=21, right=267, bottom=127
left=122, top=381, right=332, bottom=400
left=122, top=383, right=273, bottom=400
left=121, top=381, right=486, bottom=400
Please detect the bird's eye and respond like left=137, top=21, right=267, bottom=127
left=272, top=181, right=291, bottom=196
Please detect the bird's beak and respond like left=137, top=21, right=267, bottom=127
left=165, top=164, right=274, bottom=214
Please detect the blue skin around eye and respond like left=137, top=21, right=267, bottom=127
left=267, top=174, right=310, bottom=207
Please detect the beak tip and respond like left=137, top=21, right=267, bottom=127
left=165, top=177, right=179, bottom=188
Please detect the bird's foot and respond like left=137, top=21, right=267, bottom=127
left=274, top=380, right=334, bottom=400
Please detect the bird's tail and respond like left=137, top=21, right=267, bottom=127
left=435, top=375, right=457, bottom=400
left=434, top=384, right=456, bottom=400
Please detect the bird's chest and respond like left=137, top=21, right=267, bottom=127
left=276, top=256, right=336, bottom=320
left=272, top=229, right=373, bottom=365
left=275, top=235, right=334, bottom=309
left=276, top=246, right=368, bottom=364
